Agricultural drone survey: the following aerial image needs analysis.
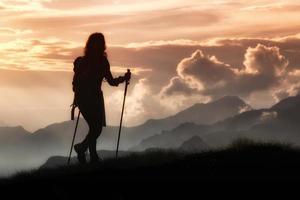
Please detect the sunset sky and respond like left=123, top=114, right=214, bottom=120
left=1, top=0, right=300, bottom=131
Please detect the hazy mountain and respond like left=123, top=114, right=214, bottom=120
left=0, top=120, right=7, bottom=126
left=4, top=95, right=246, bottom=153
left=0, top=95, right=260, bottom=174
left=0, top=126, right=30, bottom=147
left=211, top=109, right=267, bottom=132
left=179, top=136, right=210, bottom=152
left=135, top=95, right=250, bottom=136
left=131, top=123, right=210, bottom=151
left=26, top=121, right=136, bottom=153
left=209, top=94, right=299, bottom=131
left=117, top=95, right=250, bottom=147
left=134, top=95, right=300, bottom=150
left=132, top=95, right=300, bottom=150
left=25, top=119, right=89, bottom=152
left=164, top=96, right=251, bottom=125
left=271, top=94, right=300, bottom=111
left=0, top=126, right=36, bottom=176
left=203, top=95, right=300, bottom=147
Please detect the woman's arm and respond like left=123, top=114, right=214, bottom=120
left=104, top=57, right=127, bottom=86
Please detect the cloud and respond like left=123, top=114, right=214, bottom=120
left=106, top=78, right=172, bottom=126
left=0, top=27, right=32, bottom=38
left=40, top=0, right=114, bottom=9
left=2, top=35, right=300, bottom=129
left=11, top=8, right=221, bottom=41
left=1, top=35, right=300, bottom=92
left=161, top=44, right=289, bottom=100
left=272, top=70, right=300, bottom=101
left=243, top=44, right=288, bottom=75
left=160, top=76, right=198, bottom=96
left=244, top=3, right=300, bottom=12
left=177, top=50, right=235, bottom=89
left=0, top=38, right=81, bottom=71
left=2, top=0, right=300, bottom=45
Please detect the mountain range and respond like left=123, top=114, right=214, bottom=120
left=0, top=95, right=248, bottom=152
left=1, top=94, right=300, bottom=174
left=132, top=94, right=300, bottom=151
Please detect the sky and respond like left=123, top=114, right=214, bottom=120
left=0, top=0, right=300, bottom=131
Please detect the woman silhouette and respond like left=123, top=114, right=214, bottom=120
left=73, top=33, right=131, bottom=164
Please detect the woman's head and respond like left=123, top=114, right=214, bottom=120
left=84, top=32, right=106, bottom=58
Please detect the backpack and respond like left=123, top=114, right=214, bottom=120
left=71, top=56, right=87, bottom=120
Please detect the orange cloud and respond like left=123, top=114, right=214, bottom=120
left=161, top=44, right=292, bottom=107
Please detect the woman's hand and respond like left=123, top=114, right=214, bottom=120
left=124, top=69, right=131, bottom=83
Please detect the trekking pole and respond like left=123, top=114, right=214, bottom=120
left=116, top=69, right=130, bottom=159
left=68, top=110, right=81, bottom=165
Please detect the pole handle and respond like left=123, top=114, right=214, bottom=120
left=126, top=69, right=130, bottom=85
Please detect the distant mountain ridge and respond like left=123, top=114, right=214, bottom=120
left=0, top=126, right=30, bottom=147
left=131, top=123, right=210, bottom=151
left=0, top=95, right=255, bottom=173
left=204, top=95, right=300, bottom=147
left=179, top=136, right=210, bottom=152
left=171, top=96, right=251, bottom=124
left=5, top=95, right=248, bottom=152
left=271, top=94, right=300, bottom=111
left=132, top=95, right=300, bottom=150
left=2, top=95, right=300, bottom=154
left=140, top=95, right=251, bottom=130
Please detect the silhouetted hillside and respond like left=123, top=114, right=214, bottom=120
left=1, top=140, right=300, bottom=199
left=41, top=150, right=130, bottom=168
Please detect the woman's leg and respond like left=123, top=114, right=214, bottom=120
left=75, top=104, right=92, bottom=152
left=77, top=102, right=103, bottom=162
left=87, top=122, right=102, bottom=162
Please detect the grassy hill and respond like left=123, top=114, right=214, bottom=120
left=1, top=139, right=300, bottom=199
